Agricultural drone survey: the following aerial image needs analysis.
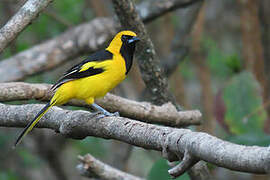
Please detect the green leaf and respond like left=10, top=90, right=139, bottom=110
left=223, top=71, right=266, bottom=134
left=225, top=54, right=242, bottom=73
left=147, top=159, right=189, bottom=180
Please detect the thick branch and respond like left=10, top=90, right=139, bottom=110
left=1, top=103, right=270, bottom=176
left=0, top=0, right=53, bottom=52
left=77, top=154, right=144, bottom=180
left=112, top=0, right=175, bottom=105
left=112, top=1, right=208, bottom=177
left=0, top=82, right=201, bottom=127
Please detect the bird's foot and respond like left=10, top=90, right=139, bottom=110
left=96, top=111, right=120, bottom=119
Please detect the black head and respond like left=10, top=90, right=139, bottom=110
left=120, top=35, right=140, bottom=75
left=121, top=35, right=140, bottom=44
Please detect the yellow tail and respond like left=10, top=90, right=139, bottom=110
left=14, top=101, right=56, bottom=147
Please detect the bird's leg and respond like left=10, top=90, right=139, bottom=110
left=91, top=103, right=119, bottom=117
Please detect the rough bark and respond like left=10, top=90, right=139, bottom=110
left=0, top=0, right=53, bottom=52
left=0, top=82, right=201, bottom=127
left=77, top=154, right=144, bottom=180
left=112, top=0, right=176, bottom=105
left=1, top=103, right=269, bottom=177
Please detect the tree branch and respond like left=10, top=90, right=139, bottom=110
left=0, top=82, right=201, bottom=127
left=0, top=0, right=53, bottom=52
left=1, top=103, right=270, bottom=177
left=112, top=0, right=175, bottom=105
left=77, top=154, right=144, bottom=180
left=111, top=0, right=208, bottom=178
left=138, top=0, right=202, bottom=23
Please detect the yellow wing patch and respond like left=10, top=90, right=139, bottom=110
left=79, top=60, right=113, bottom=72
left=79, top=62, right=97, bottom=72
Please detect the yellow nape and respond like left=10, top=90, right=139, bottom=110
left=106, top=30, right=137, bottom=54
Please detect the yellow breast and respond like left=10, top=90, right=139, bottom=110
left=53, top=54, right=127, bottom=105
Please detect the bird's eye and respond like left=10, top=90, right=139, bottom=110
left=121, top=35, right=128, bottom=42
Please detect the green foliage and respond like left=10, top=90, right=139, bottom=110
left=54, top=0, right=89, bottom=24
left=72, top=137, right=108, bottom=159
left=225, top=54, right=241, bottom=73
left=17, top=149, right=42, bottom=168
left=179, top=59, right=195, bottom=80
left=0, top=171, right=20, bottom=180
left=203, top=37, right=242, bottom=78
left=147, top=159, right=189, bottom=180
left=223, top=71, right=266, bottom=135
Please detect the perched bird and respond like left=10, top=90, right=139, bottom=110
left=14, top=30, right=139, bottom=147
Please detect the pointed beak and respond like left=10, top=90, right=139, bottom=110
left=128, top=36, right=140, bottom=44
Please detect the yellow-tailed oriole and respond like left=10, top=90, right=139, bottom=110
left=14, top=30, right=139, bottom=147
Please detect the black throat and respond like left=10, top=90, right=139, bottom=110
left=120, top=42, right=136, bottom=75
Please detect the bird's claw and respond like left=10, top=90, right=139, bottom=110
left=96, top=111, right=120, bottom=119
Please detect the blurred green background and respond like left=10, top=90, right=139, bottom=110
left=0, top=0, right=270, bottom=179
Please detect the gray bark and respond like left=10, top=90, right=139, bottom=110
left=112, top=0, right=176, bottom=105
left=1, top=103, right=269, bottom=177
left=0, top=0, right=53, bottom=52
left=0, top=82, right=201, bottom=127
left=77, top=154, right=144, bottom=180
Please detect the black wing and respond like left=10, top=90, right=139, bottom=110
left=51, top=50, right=113, bottom=91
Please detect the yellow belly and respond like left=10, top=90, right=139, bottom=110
left=73, top=69, right=126, bottom=100
left=51, top=58, right=126, bottom=105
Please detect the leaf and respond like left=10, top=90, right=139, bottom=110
left=147, top=159, right=189, bottom=180
left=225, top=54, right=242, bottom=73
left=223, top=71, right=266, bottom=134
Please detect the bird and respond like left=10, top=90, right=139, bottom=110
left=14, top=30, right=140, bottom=147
